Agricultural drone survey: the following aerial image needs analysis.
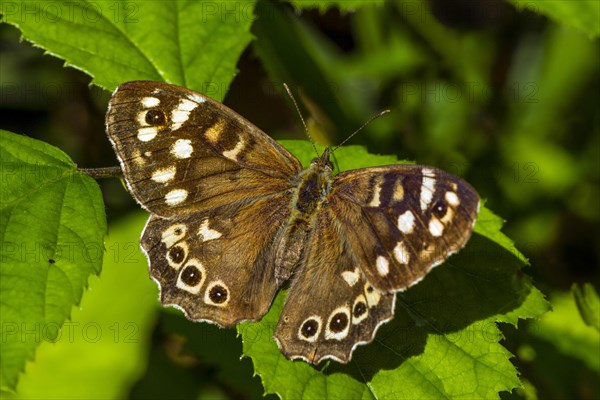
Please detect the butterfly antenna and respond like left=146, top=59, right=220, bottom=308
left=283, top=83, right=319, bottom=156
left=331, top=109, right=391, bottom=153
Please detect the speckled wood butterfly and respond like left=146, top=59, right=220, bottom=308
left=106, top=81, right=479, bottom=364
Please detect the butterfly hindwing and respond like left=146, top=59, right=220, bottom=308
left=274, top=207, right=395, bottom=363
left=141, top=194, right=292, bottom=326
left=331, top=165, right=480, bottom=292
left=106, top=81, right=302, bottom=218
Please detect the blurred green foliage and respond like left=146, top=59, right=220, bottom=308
left=1, top=0, right=598, bottom=398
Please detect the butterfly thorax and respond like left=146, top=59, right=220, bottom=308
left=274, top=149, right=334, bottom=284
left=292, top=149, right=333, bottom=212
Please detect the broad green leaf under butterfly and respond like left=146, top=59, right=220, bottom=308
left=1, top=0, right=256, bottom=96
left=0, top=130, right=106, bottom=391
left=239, top=142, right=549, bottom=400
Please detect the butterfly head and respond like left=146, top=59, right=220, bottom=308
left=290, top=147, right=334, bottom=210
left=311, top=147, right=333, bottom=173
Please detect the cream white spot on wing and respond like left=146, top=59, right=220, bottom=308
left=144, top=151, right=152, bottom=157
left=222, top=139, right=245, bottom=161
left=393, top=241, right=410, bottom=264
left=297, top=316, right=323, bottom=343
left=324, top=305, right=351, bottom=341
left=376, top=256, right=389, bottom=276
left=392, top=179, right=404, bottom=202
left=420, top=169, right=436, bottom=211
left=198, top=219, right=222, bottom=241
left=165, top=189, right=188, bottom=205
left=341, top=268, right=360, bottom=287
left=176, top=259, right=205, bottom=294
left=171, top=139, right=193, bottom=159
left=131, top=149, right=146, bottom=166
left=136, top=111, right=147, bottom=126
left=141, top=97, right=160, bottom=107
left=137, top=126, right=158, bottom=142
left=429, top=218, right=444, bottom=237
left=179, top=99, right=198, bottom=111
left=205, top=119, right=225, bottom=143
left=397, top=210, right=415, bottom=234
left=445, top=191, right=460, bottom=206
left=441, top=207, right=455, bottom=224
left=352, top=295, right=369, bottom=325
left=368, top=183, right=382, bottom=207
left=151, top=166, right=176, bottom=183
left=364, top=283, right=381, bottom=307
left=171, top=99, right=198, bottom=130
left=161, top=224, right=187, bottom=248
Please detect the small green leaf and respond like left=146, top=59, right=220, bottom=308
left=0, top=130, right=106, bottom=391
left=239, top=141, right=548, bottom=399
left=508, top=0, right=600, bottom=37
left=530, top=291, right=600, bottom=372
left=2, top=0, right=256, bottom=97
left=474, top=206, right=528, bottom=265
left=572, top=283, right=600, bottom=331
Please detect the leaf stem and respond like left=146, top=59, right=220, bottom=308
left=80, top=166, right=123, bottom=179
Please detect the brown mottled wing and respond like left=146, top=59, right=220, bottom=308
left=141, top=194, right=291, bottom=326
left=330, top=165, right=480, bottom=293
left=274, top=207, right=395, bottom=364
left=106, top=81, right=301, bottom=218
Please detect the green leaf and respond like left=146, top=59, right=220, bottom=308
left=508, top=0, right=600, bottom=37
left=239, top=141, right=548, bottom=399
left=1, top=0, right=256, bottom=97
left=0, top=130, right=106, bottom=391
left=8, top=213, right=157, bottom=399
left=572, top=283, right=600, bottom=331
left=474, top=206, right=528, bottom=265
left=530, top=291, right=600, bottom=372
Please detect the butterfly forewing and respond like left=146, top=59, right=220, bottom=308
left=331, top=165, right=480, bottom=293
left=106, top=81, right=301, bottom=218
